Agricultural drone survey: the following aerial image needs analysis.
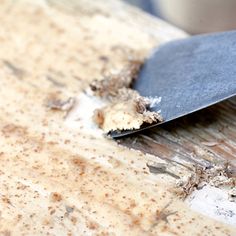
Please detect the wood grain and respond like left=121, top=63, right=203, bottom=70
left=119, top=98, right=236, bottom=171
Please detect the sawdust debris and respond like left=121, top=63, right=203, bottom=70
left=175, top=163, right=236, bottom=199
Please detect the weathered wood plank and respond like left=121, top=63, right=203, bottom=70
left=119, top=98, right=236, bottom=171
left=0, top=0, right=235, bottom=235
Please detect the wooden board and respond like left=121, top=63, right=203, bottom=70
left=0, top=0, right=235, bottom=235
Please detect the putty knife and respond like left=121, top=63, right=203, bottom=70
left=110, top=30, right=236, bottom=138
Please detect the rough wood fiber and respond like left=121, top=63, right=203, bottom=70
left=0, top=0, right=235, bottom=235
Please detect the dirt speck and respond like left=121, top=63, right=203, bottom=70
left=2, top=197, right=11, bottom=205
left=50, top=192, right=63, bottom=202
left=70, top=216, right=77, bottom=225
left=72, top=157, right=87, bottom=175
left=87, top=221, right=99, bottom=230
left=228, top=188, right=236, bottom=202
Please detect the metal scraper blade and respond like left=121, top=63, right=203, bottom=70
left=110, top=30, right=236, bottom=138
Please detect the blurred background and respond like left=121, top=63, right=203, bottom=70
left=125, top=0, right=236, bottom=34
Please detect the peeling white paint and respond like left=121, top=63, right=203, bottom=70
left=187, top=185, right=236, bottom=226
left=65, top=92, right=106, bottom=137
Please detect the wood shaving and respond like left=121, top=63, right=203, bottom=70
left=90, top=59, right=163, bottom=132
left=201, top=141, right=219, bottom=147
